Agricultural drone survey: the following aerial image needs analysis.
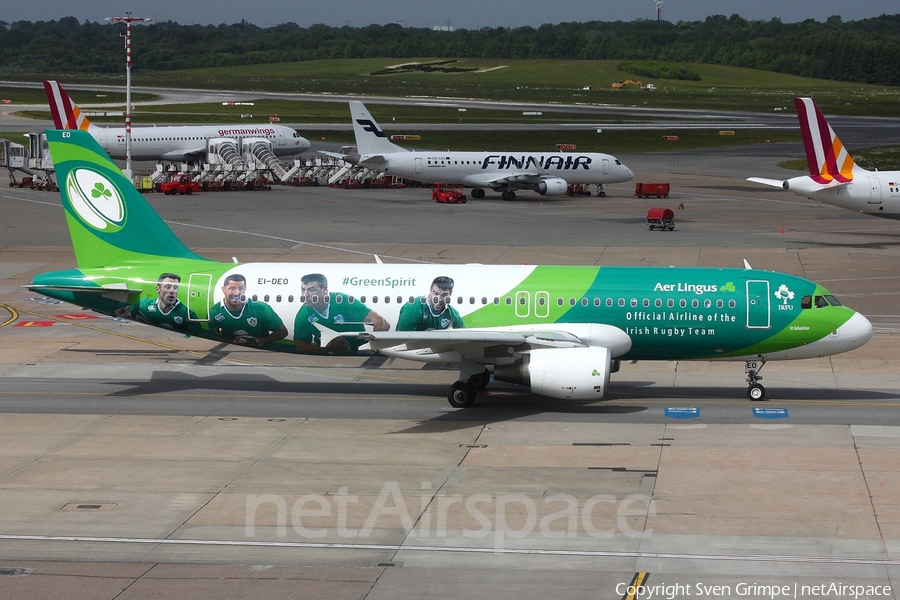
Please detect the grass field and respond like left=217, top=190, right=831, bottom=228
left=4, top=58, right=899, bottom=115
left=2, top=58, right=897, bottom=164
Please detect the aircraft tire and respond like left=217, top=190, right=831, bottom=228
left=448, top=382, right=477, bottom=408
left=748, top=383, right=767, bottom=401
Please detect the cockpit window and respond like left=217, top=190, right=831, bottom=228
left=815, top=296, right=829, bottom=308
left=824, top=295, right=842, bottom=307
left=801, top=295, right=812, bottom=309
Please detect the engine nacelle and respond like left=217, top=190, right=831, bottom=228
left=534, top=177, right=569, bottom=196
left=493, top=346, right=612, bottom=400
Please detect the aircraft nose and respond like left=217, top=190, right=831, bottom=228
left=839, top=311, right=873, bottom=350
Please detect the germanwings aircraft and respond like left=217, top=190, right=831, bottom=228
left=749, top=97, right=900, bottom=219
left=30, top=129, right=872, bottom=405
left=43, top=80, right=311, bottom=161
left=344, top=101, right=634, bottom=200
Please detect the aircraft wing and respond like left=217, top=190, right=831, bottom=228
left=161, top=147, right=207, bottom=162
left=359, top=328, right=591, bottom=356
left=484, top=171, right=545, bottom=185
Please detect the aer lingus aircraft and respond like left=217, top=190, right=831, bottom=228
left=44, top=80, right=311, bottom=161
left=342, top=101, right=634, bottom=200
left=749, top=97, right=900, bottom=219
left=29, top=129, right=872, bottom=406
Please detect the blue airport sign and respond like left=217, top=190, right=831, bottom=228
left=752, top=407, right=789, bottom=419
left=665, top=407, right=700, bottom=419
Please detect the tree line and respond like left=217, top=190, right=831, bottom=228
left=1, top=14, right=899, bottom=86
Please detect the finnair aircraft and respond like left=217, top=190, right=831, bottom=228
left=30, top=129, right=872, bottom=405
left=344, top=101, right=634, bottom=200
left=749, top=97, right=900, bottom=219
left=43, top=80, right=311, bottom=161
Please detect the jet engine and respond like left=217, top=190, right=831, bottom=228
left=493, top=346, right=612, bottom=400
left=534, top=177, right=569, bottom=196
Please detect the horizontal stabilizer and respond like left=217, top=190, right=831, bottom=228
left=26, top=284, right=142, bottom=303
left=747, top=177, right=786, bottom=188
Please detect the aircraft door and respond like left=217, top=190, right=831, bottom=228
left=97, top=129, right=110, bottom=152
left=515, top=291, right=530, bottom=318
left=415, top=158, right=423, bottom=174
left=868, top=177, right=883, bottom=204
left=187, top=273, right=213, bottom=321
left=745, top=280, right=770, bottom=329
left=534, top=291, right=550, bottom=318
left=602, top=159, right=610, bottom=174
left=277, top=129, right=286, bottom=147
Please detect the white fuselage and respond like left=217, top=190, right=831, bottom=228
left=786, top=171, right=900, bottom=219
left=91, top=124, right=310, bottom=161
left=373, top=151, right=634, bottom=190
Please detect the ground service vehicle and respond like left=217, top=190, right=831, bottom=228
left=433, top=183, right=467, bottom=203
left=634, top=182, right=671, bottom=198
left=647, top=207, right=675, bottom=231
left=158, top=174, right=200, bottom=196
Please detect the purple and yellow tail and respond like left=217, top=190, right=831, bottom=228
left=44, top=80, right=95, bottom=131
left=795, top=97, right=857, bottom=184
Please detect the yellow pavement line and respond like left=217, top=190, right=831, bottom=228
left=622, top=572, right=649, bottom=600
left=0, top=303, right=20, bottom=328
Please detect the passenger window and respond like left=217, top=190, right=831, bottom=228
left=728, top=300, right=736, bottom=309
left=569, top=298, right=576, bottom=306
left=276, top=295, right=282, bottom=303
left=642, top=298, right=650, bottom=307
left=371, top=296, right=378, bottom=303
left=716, top=299, right=724, bottom=308
left=667, top=299, right=674, bottom=308
left=618, top=298, right=625, bottom=307
left=288, top=295, right=294, bottom=303
left=506, top=297, right=512, bottom=305
left=630, top=298, right=637, bottom=307
left=335, top=295, right=343, bottom=304
left=348, top=296, right=355, bottom=304
left=594, top=298, right=601, bottom=307
left=680, top=299, right=687, bottom=308
left=655, top=298, right=662, bottom=308
left=264, top=295, right=270, bottom=302
left=558, top=298, right=564, bottom=306
left=704, top=299, right=711, bottom=308
left=606, top=298, right=613, bottom=307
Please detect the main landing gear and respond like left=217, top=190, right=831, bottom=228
left=471, top=188, right=486, bottom=199
left=447, top=364, right=491, bottom=408
left=500, top=190, right=517, bottom=201
left=745, top=358, right=767, bottom=401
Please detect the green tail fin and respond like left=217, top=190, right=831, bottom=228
left=46, top=129, right=209, bottom=268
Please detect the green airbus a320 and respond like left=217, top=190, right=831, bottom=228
left=29, top=130, right=873, bottom=408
